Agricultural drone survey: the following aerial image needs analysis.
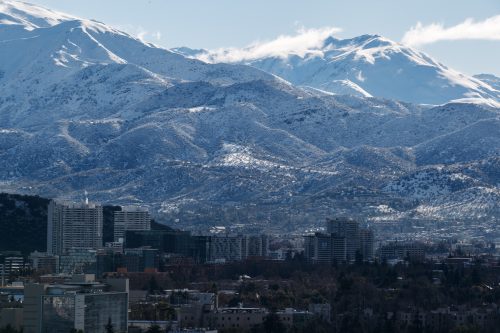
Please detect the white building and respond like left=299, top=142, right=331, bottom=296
left=47, top=200, right=103, bottom=255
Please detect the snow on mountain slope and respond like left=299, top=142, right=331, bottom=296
left=415, top=186, right=500, bottom=220
left=0, top=1, right=277, bottom=128
left=0, top=1, right=498, bottom=226
left=0, top=0, right=73, bottom=29
left=475, top=74, right=500, bottom=91
left=384, top=167, right=485, bottom=200
left=414, top=118, right=500, bottom=165
left=177, top=35, right=500, bottom=106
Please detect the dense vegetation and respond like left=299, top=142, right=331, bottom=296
left=0, top=193, right=50, bottom=254
left=126, top=258, right=500, bottom=333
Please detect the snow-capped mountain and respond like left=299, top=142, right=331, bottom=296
left=176, top=35, right=500, bottom=106
left=475, top=74, right=500, bottom=92
left=0, top=0, right=498, bottom=229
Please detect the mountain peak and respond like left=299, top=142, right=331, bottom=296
left=321, top=34, right=390, bottom=50
left=0, top=0, right=75, bottom=30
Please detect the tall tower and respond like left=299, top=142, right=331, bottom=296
left=326, top=217, right=360, bottom=262
left=47, top=200, right=103, bottom=255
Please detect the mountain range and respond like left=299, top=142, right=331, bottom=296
left=0, top=0, right=498, bottom=230
left=175, top=36, right=500, bottom=107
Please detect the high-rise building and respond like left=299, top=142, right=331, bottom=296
left=245, top=235, right=269, bottom=258
left=113, top=206, right=151, bottom=243
left=125, top=229, right=192, bottom=256
left=209, top=235, right=246, bottom=263
left=47, top=201, right=103, bottom=255
left=304, top=233, right=346, bottom=264
left=360, top=228, right=375, bottom=261
left=326, top=218, right=360, bottom=262
left=305, top=219, right=374, bottom=264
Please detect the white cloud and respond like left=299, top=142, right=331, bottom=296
left=199, top=26, right=342, bottom=63
left=111, top=23, right=162, bottom=43
left=402, top=15, right=500, bottom=47
left=153, top=31, right=162, bottom=41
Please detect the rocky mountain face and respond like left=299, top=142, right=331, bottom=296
left=0, top=0, right=498, bottom=230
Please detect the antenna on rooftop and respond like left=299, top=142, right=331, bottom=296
left=84, top=190, right=89, bottom=205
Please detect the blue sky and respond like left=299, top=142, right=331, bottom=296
left=28, top=0, right=500, bottom=75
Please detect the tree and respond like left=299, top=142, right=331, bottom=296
left=104, top=317, right=114, bottom=333
left=262, top=312, right=287, bottom=333
left=0, top=325, right=20, bottom=333
left=148, top=275, right=160, bottom=294
left=146, top=324, right=162, bottom=333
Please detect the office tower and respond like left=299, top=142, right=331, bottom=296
left=360, top=228, right=375, bottom=261
left=326, top=218, right=360, bottom=262
left=245, top=235, right=269, bottom=257
left=47, top=200, right=103, bottom=255
left=304, top=233, right=347, bottom=264
left=331, top=235, right=347, bottom=263
left=209, top=235, right=246, bottom=262
left=125, top=229, right=192, bottom=256
left=113, top=206, right=151, bottom=243
left=121, top=247, right=159, bottom=272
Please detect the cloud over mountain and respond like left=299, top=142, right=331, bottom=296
left=402, top=15, right=500, bottom=47
left=197, top=26, right=342, bottom=63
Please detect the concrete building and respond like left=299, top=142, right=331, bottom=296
left=277, top=308, right=313, bottom=329
left=23, top=275, right=128, bottom=333
left=29, top=251, right=59, bottom=274
left=125, top=230, right=192, bottom=257
left=113, top=206, right=151, bottom=243
left=326, top=217, right=360, bottom=262
left=172, top=289, right=216, bottom=329
left=59, top=248, right=97, bottom=274
left=0, top=256, right=25, bottom=282
left=208, top=307, right=267, bottom=331
left=209, top=235, right=246, bottom=263
left=122, top=247, right=160, bottom=272
left=309, top=303, right=332, bottom=322
left=47, top=200, right=103, bottom=255
left=0, top=307, right=23, bottom=330
left=245, top=235, right=269, bottom=258
left=360, top=228, right=375, bottom=261
left=378, top=241, right=425, bottom=261
left=304, top=233, right=346, bottom=264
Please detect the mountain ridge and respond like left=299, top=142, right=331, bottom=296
left=175, top=35, right=500, bottom=107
